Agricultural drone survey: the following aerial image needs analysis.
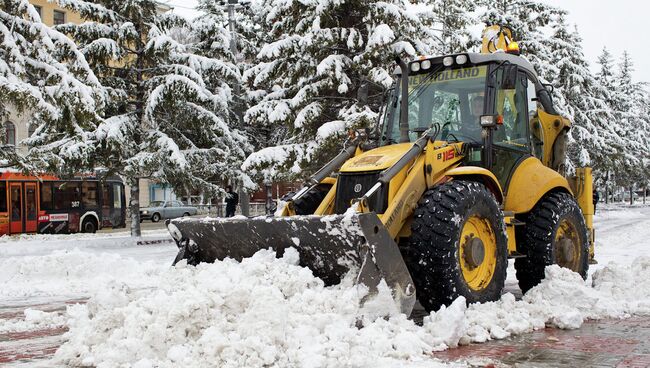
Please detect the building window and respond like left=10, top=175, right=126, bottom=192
left=33, top=5, right=42, bottom=19
left=53, top=10, right=66, bottom=25
left=3, top=121, right=15, bottom=146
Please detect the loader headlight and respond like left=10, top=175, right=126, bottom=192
left=421, top=60, right=431, bottom=70
left=410, top=62, right=421, bottom=72
left=455, top=54, right=468, bottom=65
left=167, top=223, right=182, bottom=241
left=442, top=56, right=454, bottom=67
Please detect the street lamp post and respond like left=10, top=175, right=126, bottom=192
left=225, top=0, right=250, bottom=216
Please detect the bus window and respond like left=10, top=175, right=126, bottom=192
left=41, top=182, right=53, bottom=210
left=82, top=181, right=98, bottom=208
left=26, top=186, right=36, bottom=221
left=113, top=184, right=122, bottom=209
left=54, top=181, right=81, bottom=210
left=10, top=186, right=21, bottom=221
left=0, top=182, right=6, bottom=213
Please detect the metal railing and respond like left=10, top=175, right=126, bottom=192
left=193, top=202, right=270, bottom=217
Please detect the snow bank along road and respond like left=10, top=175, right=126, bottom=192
left=0, top=205, right=649, bottom=367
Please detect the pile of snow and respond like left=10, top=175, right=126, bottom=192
left=53, top=248, right=650, bottom=367
left=0, top=249, right=166, bottom=299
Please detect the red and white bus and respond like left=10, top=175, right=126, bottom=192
left=0, top=172, right=126, bottom=236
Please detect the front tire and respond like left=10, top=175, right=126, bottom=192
left=405, top=180, right=508, bottom=312
left=514, top=192, right=589, bottom=293
left=151, top=213, right=161, bottom=223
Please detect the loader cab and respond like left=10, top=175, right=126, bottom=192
left=381, top=53, right=555, bottom=190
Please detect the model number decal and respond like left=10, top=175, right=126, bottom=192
left=437, top=149, right=455, bottom=161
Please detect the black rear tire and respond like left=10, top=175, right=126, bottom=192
left=514, top=192, right=589, bottom=293
left=151, top=213, right=161, bottom=222
left=82, top=218, right=97, bottom=233
left=404, top=180, right=508, bottom=312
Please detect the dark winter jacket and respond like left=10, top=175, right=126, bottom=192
left=225, top=192, right=239, bottom=209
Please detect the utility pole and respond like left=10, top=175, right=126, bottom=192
left=226, top=0, right=250, bottom=216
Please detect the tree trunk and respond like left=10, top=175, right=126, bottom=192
left=265, top=182, right=273, bottom=215
left=129, top=177, right=141, bottom=237
left=644, top=187, right=647, bottom=204
left=605, top=186, right=609, bottom=204
left=239, top=187, right=249, bottom=216
left=629, top=185, right=634, bottom=205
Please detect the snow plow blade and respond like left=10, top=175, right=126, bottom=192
left=167, top=213, right=416, bottom=315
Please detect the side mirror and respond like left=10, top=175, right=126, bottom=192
left=501, top=64, right=519, bottom=89
left=480, top=115, right=503, bottom=128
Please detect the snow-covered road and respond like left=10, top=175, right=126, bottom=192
left=0, top=204, right=649, bottom=367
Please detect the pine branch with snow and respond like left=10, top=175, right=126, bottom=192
left=0, top=0, right=105, bottom=171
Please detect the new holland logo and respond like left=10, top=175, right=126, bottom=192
left=354, top=183, right=363, bottom=193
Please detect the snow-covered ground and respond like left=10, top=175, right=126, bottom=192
left=1, top=204, right=649, bottom=367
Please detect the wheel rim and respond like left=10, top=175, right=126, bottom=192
left=459, top=215, right=497, bottom=291
left=554, top=218, right=581, bottom=270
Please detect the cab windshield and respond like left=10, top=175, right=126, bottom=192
left=381, top=65, right=488, bottom=145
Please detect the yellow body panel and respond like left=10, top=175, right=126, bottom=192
left=569, top=168, right=595, bottom=259
left=503, top=157, right=572, bottom=214
left=536, top=110, right=571, bottom=167
left=341, top=143, right=412, bottom=172
left=424, top=142, right=464, bottom=187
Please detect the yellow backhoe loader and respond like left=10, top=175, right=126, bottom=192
left=167, top=26, right=594, bottom=315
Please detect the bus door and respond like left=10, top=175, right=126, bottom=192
left=9, top=183, right=22, bottom=234
left=25, top=183, right=38, bottom=233
left=101, top=183, right=113, bottom=227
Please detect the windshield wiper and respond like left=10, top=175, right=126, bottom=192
left=407, top=64, right=445, bottom=105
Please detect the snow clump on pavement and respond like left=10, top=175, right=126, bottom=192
left=52, top=249, right=650, bottom=367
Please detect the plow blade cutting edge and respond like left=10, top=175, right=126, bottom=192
left=167, top=213, right=416, bottom=315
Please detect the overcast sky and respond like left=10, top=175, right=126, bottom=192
left=540, top=0, right=647, bottom=84
left=166, top=0, right=647, bottom=83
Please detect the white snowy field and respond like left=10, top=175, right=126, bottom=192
left=0, top=204, right=649, bottom=367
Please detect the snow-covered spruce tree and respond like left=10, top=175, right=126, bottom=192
left=544, top=17, right=624, bottom=174
left=55, top=0, right=252, bottom=236
left=0, top=0, right=104, bottom=171
left=612, top=52, right=649, bottom=194
left=428, top=0, right=478, bottom=54
left=593, top=47, right=622, bottom=194
left=242, top=0, right=438, bottom=183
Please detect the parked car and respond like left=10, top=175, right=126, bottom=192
left=139, top=200, right=198, bottom=222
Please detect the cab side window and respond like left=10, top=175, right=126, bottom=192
left=494, top=73, right=529, bottom=151
left=527, top=80, right=544, bottom=160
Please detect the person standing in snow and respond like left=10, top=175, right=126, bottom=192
left=593, top=189, right=600, bottom=214
left=225, top=186, right=239, bottom=217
